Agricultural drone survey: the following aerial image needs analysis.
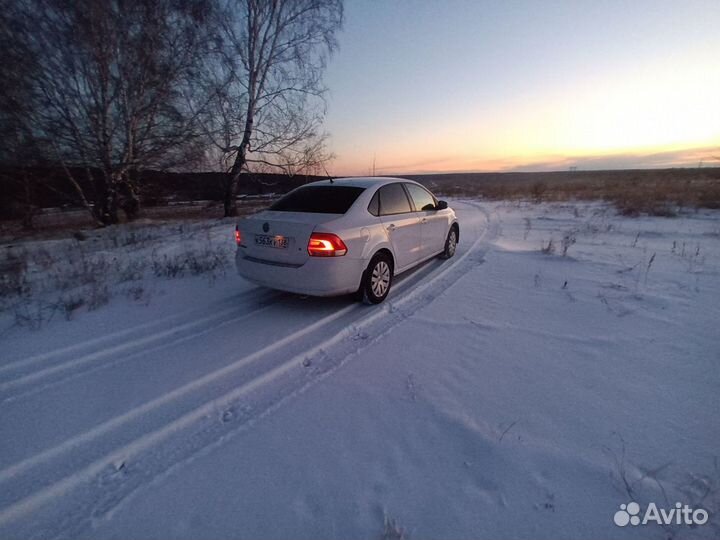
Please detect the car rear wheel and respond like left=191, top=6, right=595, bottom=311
left=440, top=226, right=458, bottom=259
left=361, top=253, right=393, bottom=304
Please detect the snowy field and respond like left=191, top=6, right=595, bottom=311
left=1, top=200, right=719, bottom=540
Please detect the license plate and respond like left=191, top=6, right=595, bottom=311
left=254, top=234, right=289, bottom=249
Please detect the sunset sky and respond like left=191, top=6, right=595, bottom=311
left=323, top=0, right=720, bottom=176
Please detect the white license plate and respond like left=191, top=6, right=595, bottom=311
left=254, top=234, right=289, bottom=249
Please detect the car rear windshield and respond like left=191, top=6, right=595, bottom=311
left=269, top=185, right=365, bottom=214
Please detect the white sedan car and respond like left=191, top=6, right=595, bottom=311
left=234, top=177, right=459, bottom=303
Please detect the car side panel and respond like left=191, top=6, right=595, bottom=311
left=418, top=209, right=450, bottom=256
left=378, top=213, right=422, bottom=271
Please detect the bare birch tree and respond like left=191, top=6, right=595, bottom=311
left=11, top=0, right=211, bottom=225
left=200, top=0, right=343, bottom=216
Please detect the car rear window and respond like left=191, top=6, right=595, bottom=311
left=269, top=185, right=365, bottom=214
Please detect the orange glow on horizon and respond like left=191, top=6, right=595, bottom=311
left=326, top=49, right=720, bottom=177
left=329, top=140, right=720, bottom=176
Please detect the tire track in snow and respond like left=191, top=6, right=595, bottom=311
left=0, top=290, right=283, bottom=402
left=0, top=202, right=496, bottom=536
left=0, top=302, right=360, bottom=526
left=0, top=287, right=276, bottom=381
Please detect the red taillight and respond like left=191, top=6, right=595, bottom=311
left=307, top=233, right=347, bottom=257
left=234, top=226, right=243, bottom=246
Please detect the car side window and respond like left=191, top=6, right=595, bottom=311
left=378, top=183, right=413, bottom=215
left=367, top=190, right=380, bottom=216
left=405, top=183, right=438, bottom=212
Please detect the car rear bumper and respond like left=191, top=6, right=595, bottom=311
left=235, top=249, right=366, bottom=296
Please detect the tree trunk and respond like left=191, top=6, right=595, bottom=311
left=96, top=173, right=120, bottom=225
left=119, top=174, right=140, bottom=220
left=20, top=169, right=36, bottom=230
left=223, top=173, right=239, bottom=217
left=121, top=189, right=140, bottom=220
left=56, top=160, right=105, bottom=227
left=224, top=111, right=254, bottom=218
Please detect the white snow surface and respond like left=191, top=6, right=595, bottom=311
left=0, top=200, right=719, bottom=540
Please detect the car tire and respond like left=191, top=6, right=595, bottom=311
left=439, top=226, right=458, bottom=259
left=361, top=252, right=393, bottom=304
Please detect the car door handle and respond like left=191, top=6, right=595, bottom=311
left=421, top=218, right=428, bottom=224
left=386, top=224, right=396, bottom=232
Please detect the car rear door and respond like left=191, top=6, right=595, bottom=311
left=404, top=183, right=447, bottom=257
left=377, top=183, right=422, bottom=270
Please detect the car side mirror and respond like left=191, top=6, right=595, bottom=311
left=436, top=200, right=448, bottom=210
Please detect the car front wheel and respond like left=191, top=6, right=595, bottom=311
left=440, top=226, right=458, bottom=259
left=361, top=253, right=393, bottom=304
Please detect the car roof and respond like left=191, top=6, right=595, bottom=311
left=304, top=177, right=422, bottom=189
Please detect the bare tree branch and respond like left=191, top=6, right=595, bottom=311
left=199, top=0, right=343, bottom=216
left=4, top=0, right=213, bottom=224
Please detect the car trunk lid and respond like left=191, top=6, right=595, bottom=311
left=237, top=211, right=338, bottom=265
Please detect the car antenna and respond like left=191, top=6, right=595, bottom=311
left=321, top=162, right=334, bottom=183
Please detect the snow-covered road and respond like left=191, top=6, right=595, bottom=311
left=1, top=201, right=719, bottom=539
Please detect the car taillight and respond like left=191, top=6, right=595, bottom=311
left=307, top=233, right=347, bottom=257
left=234, top=226, right=243, bottom=246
